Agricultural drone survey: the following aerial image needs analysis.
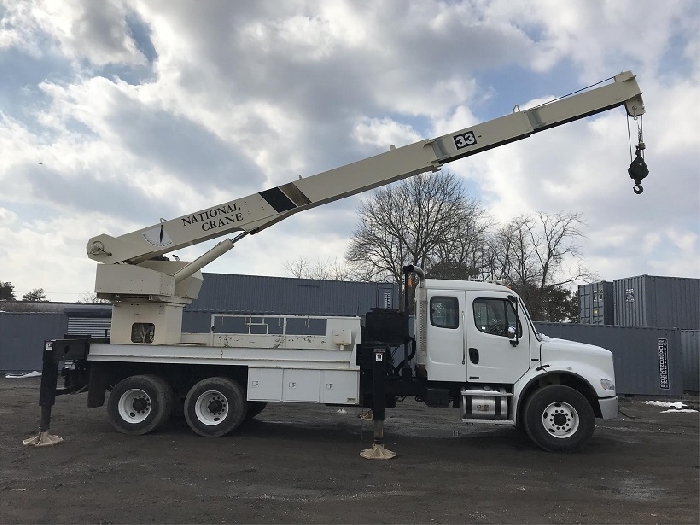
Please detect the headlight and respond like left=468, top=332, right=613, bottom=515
left=600, top=378, right=615, bottom=391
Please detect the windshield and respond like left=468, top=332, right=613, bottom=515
left=518, top=298, right=542, bottom=341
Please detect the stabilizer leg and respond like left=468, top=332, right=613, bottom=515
left=360, top=420, right=396, bottom=460
left=23, top=404, right=64, bottom=446
left=23, top=342, right=64, bottom=447
left=360, top=346, right=396, bottom=460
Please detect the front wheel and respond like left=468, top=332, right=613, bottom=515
left=184, top=377, right=247, bottom=437
left=523, top=385, right=595, bottom=453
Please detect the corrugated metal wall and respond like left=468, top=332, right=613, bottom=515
left=613, top=275, right=700, bottom=329
left=535, top=322, right=683, bottom=396
left=183, top=311, right=214, bottom=333
left=0, top=312, right=67, bottom=372
left=681, top=330, right=699, bottom=392
left=186, top=273, right=398, bottom=316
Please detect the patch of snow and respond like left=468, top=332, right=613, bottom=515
left=5, top=371, right=41, bottom=379
left=645, top=400, right=697, bottom=414
left=644, top=400, right=686, bottom=409
left=336, top=408, right=347, bottom=414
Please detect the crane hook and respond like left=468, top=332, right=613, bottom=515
left=628, top=142, right=648, bottom=195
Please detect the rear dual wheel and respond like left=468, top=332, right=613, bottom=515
left=107, top=374, right=174, bottom=435
left=184, top=377, right=247, bottom=437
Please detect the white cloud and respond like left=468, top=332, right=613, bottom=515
left=352, top=117, right=422, bottom=148
left=1, top=0, right=146, bottom=65
left=0, top=206, right=18, bottom=224
left=0, top=0, right=698, bottom=302
left=488, top=0, right=696, bottom=80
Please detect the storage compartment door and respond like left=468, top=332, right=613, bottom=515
left=247, top=368, right=283, bottom=401
left=283, top=369, right=321, bottom=402
left=321, top=370, right=360, bottom=404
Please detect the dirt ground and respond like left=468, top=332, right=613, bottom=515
left=0, top=377, right=698, bottom=524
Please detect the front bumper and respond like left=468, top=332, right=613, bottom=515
left=599, top=396, right=618, bottom=419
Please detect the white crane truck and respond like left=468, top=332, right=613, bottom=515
left=26, top=72, right=649, bottom=457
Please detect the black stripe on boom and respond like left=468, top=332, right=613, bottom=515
left=259, top=187, right=297, bottom=213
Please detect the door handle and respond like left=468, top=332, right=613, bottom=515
left=468, top=347, right=479, bottom=365
left=462, top=348, right=466, bottom=365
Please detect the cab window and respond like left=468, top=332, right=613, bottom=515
left=472, top=298, right=522, bottom=338
left=430, top=296, right=459, bottom=329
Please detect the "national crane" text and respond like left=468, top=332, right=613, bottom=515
left=181, top=203, right=244, bottom=231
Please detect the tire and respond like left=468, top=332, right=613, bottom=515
left=245, top=401, right=267, bottom=421
left=523, top=385, right=595, bottom=453
left=107, top=374, right=172, bottom=436
left=184, top=377, right=247, bottom=437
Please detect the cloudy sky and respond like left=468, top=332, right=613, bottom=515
left=1, top=0, right=698, bottom=302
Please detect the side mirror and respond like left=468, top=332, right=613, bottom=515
left=507, top=296, right=520, bottom=346
left=507, top=325, right=519, bottom=346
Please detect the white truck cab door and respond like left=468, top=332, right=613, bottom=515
left=425, top=289, right=468, bottom=382
left=465, top=292, right=531, bottom=384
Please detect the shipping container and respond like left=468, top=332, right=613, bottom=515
left=613, top=275, right=700, bottom=329
left=0, top=312, right=67, bottom=372
left=578, top=281, right=614, bottom=325
left=535, top=322, right=683, bottom=397
left=186, top=273, right=398, bottom=317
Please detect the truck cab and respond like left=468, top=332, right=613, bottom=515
left=409, top=276, right=618, bottom=452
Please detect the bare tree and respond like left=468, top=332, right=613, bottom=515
left=485, top=215, right=540, bottom=286
left=485, top=211, right=594, bottom=320
left=532, top=211, right=596, bottom=288
left=290, top=178, right=590, bottom=321
left=345, top=170, right=489, bottom=299
left=283, top=256, right=354, bottom=281
left=78, top=292, right=111, bottom=304
left=283, top=257, right=311, bottom=279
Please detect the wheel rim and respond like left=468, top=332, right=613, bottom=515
left=194, top=390, right=229, bottom=426
left=541, top=401, right=579, bottom=438
left=118, top=389, right=152, bottom=423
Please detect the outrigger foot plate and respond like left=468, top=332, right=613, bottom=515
left=360, top=443, right=396, bottom=460
left=23, top=431, right=64, bottom=447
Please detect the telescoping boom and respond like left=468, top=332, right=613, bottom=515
left=87, top=71, right=647, bottom=270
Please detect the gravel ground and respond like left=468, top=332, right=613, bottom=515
left=1, top=377, right=698, bottom=524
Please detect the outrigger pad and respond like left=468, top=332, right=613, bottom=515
left=360, top=443, right=396, bottom=460
left=22, top=431, right=64, bottom=447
